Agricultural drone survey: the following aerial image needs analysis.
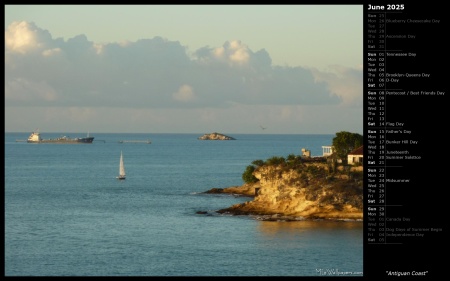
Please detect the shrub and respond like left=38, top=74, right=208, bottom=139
left=251, top=159, right=265, bottom=167
left=287, top=154, right=302, bottom=167
left=265, top=156, right=286, bottom=166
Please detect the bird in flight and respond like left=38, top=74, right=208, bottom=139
left=260, top=125, right=267, bottom=130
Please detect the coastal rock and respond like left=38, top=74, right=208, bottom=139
left=213, top=161, right=363, bottom=220
left=198, top=132, right=236, bottom=140
left=204, top=183, right=258, bottom=197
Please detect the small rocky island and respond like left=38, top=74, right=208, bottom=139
left=198, top=132, right=236, bottom=140
left=202, top=157, right=363, bottom=221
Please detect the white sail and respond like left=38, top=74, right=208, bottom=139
left=118, top=151, right=126, bottom=179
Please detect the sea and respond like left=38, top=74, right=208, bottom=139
left=4, top=132, right=363, bottom=277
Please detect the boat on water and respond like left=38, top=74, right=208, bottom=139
left=26, top=130, right=94, bottom=144
left=117, top=151, right=126, bottom=180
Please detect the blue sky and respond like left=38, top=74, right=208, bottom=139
left=5, top=5, right=363, bottom=134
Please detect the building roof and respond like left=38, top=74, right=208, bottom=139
left=348, top=145, right=363, bottom=156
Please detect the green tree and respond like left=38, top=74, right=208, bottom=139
left=242, top=165, right=258, bottom=184
left=332, top=131, right=363, bottom=164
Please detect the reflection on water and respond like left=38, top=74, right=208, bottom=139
left=259, top=220, right=363, bottom=235
left=257, top=220, right=363, bottom=249
left=258, top=220, right=363, bottom=237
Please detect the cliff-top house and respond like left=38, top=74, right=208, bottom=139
left=347, top=145, right=363, bottom=165
left=322, top=145, right=363, bottom=165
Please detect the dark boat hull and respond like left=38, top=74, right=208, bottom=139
left=28, top=137, right=95, bottom=144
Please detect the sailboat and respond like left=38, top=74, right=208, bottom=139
left=117, top=151, right=126, bottom=180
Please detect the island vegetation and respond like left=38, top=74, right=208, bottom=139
left=198, top=132, right=236, bottom=140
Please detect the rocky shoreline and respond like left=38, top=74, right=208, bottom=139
left=200, top=161, right=363, bottom=222
left=202, top=185, right=362, bottom=222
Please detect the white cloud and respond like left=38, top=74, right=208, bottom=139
left=227, top=40, right=250, bottom=65
left=213, top=46, right=225, bottom=59
left=210, top=40, right=250, bottom=65
left=5, top=21, right=38, bottom=53
left=5, top=21, right=54, bottom=54
left=172, top=84, right=196, bottom=102
left=42, top=48, right=62, bottom=57
left=93, top=43, right=104, bottom=54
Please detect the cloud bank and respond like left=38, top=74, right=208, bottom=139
left=5, top=21, right=362, bottom=134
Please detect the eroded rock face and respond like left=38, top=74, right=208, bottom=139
left=216, top=163, right=363, bottom=220
left=198, top=132, right=236, bottom=140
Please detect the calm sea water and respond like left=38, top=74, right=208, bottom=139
left=4, top=133, right=363, bottom=277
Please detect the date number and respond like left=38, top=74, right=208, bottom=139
left=387, top=4, right=405, bottom=10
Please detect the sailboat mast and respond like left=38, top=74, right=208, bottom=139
left=117, top=151, right=126, bottom=180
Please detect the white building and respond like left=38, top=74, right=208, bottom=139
left=347, top=145, right=363, bottom=165
left=322, top=146, right=334, bottom=157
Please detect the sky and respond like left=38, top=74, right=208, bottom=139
left=5, top=5, right=363, bottom=134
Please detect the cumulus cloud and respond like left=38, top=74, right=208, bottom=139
left=198, top=40, right=254, bottom=68
left=5, top=21, right=55, bottom=54
left=5, top=21, right=38, bottom=53
left=224, top=40, right=250, bottom=65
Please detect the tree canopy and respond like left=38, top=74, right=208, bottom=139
left=242, top=165, right=258, bottom=184
left=332, top=131, right=363, bottom=164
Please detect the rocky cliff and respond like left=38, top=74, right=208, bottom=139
left=198, top=132, right=236, bottom=140
left=206, top=160, right=363, bottom=221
